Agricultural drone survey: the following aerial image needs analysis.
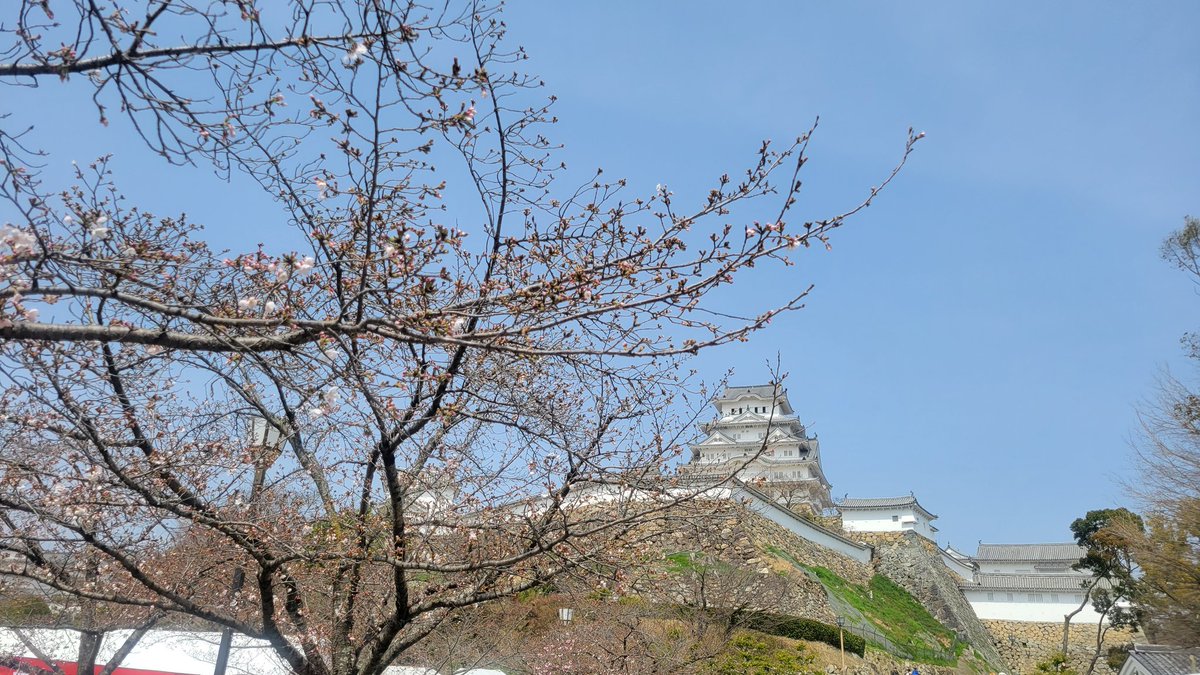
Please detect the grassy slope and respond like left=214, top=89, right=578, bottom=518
left=766, top=545, right=960, bottom=665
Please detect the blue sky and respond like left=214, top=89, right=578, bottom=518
left=500, top=1, right=1200, bottom=548
left=6, top=2, right=1197, bottom=550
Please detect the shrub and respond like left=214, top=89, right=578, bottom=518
left=1033, top=651, right=1078, bottom=675
left=1106, top=645, right=1132, bottom=671
left=0, top=595, right=51, bottom=622
left=705, top=632, right=819, bottom=675
left=738, top=611, right=866, bottom=656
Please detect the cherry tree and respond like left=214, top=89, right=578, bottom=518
left=0, top=2, right=918, bottom=674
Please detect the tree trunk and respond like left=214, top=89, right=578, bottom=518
left=98, top=613, right=164, bottom=675
left=76, top=631, right=102, bottom=675
left=1084, top=607, right=1112, bottom=675
left=1062, top=579, right=1097, bottom=654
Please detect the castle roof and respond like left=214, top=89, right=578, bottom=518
left=943, top=545, right=973, bottom=562
left=837, top=495, right=937, bottom=520
left=975, top=542, right=1084, bottom=562
left=718, top=384, right=779, bottom=399
left=713, top=384, right=794, bottom=414
left=960, top=573, right=1105, bottom=592
left=1123, top=645, right=1200, bottom=675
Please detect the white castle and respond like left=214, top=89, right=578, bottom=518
left=681, top=382, right=1108, bottom=624
left=683, top=384, right=833, bottom=512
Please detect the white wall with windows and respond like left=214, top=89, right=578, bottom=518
left=840, top=506, right=937, bottom=540
left=961, top=588, right=1103, bottom=622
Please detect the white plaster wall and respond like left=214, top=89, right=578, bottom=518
left=720, top=401, right=777, bottom=417
left=732, top=485, right=873, bottom=564
left=977, top=560, right=1085, bottom=575
left=941, top=550, right=977, bottom=581
left=841, top=507, right=936, bottom=540
left=963, top=591, right=1104, bottom=623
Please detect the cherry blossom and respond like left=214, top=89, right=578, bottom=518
left=0, top=4, right=921, bottom=675
left=343, top=42, right=369, bottom=66
left=0, top=225, right=36, bottom=254
left=293, top=255, right=316, bottom=275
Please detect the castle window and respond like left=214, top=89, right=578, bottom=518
left=1051, top=593, right=1059, bottom=602
left=892, top=515, right=899, bottom=522
left=1006, top=593, right=1014, bottom=602
left=986, top=592, right=994, bottom=601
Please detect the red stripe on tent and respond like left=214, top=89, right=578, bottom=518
left=0, top=656, right=193, bottom=675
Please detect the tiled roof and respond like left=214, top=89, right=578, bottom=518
left=975, top=542, right=1085, bottom=562
left=960, top=573, right=1104, bottom=592
left=837, top=495, right=938, bottom=520
left=943, top=546, right=972, bottom=561
left=1126, top=645, right=1200, bottom=675
left=720, top=384, right=781, bottom=399
left=714, top=385, right=795, bottom=414
left=838, top=496, right=918, bottom=508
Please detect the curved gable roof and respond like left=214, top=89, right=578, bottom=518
left=837, top=495, right=938, bottom=520
left=713, top=384, right=795, bottom=415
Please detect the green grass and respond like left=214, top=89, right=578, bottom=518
left=664, top=551, right=704, bottom=573
left=810, top=565, right=957, bottom=663
left=765, top=551, right=960, bottom=665
left=764, top=545, right=803, bottom=569
left=664, top=551, right=736, bottom=574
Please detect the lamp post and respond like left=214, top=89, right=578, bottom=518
left=557, top=607, right=574, bottom=625
left=836, top=616, right=846, bottom=673
left=213, top=417, right=285, bottom=675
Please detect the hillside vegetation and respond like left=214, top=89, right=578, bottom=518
left=764, top=543, right=965, bottom=666
left=393, top=502, right=1006, bottom=673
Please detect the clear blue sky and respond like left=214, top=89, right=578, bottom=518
left=499, top=1, right=1200, bottom=549
left=7, top=2, right=1198, bottom=550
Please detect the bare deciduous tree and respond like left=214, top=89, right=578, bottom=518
left=1117, top=216, right=1200, bottom=647
left=0, top=2, right=918, bottom=674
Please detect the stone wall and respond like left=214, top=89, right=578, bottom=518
left=612, top=500, right=865, bottom=623
left=635, top=504, right=1010, bottom=670
left=739, top=502, right=874, bottom=586
left=858, top=531, right=1008, bottom=670
left=579, top=502, right=1027, bottom=671
left=982, top=619, right=1139, bottom=675
left=735, top=485, right=874, bottom=563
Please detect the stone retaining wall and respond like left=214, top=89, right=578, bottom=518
left=615, top=500, right=869, bottom=623
left=858, top=531, right=1008, bottom=670
left=981, top=619, right=1139, bottom=675
left=735, top=485, right=874, bottom=563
